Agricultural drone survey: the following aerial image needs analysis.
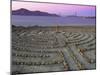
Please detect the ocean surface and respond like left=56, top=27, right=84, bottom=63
left=12, top=15, right=96, bottom=27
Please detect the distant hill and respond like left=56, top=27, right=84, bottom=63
left=83, top=16, right=96, bottom=19
left=12, top=8, right=60, bottom=17
left=66, top=15, right=96, bottom=19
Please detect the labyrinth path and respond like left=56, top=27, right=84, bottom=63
left=12, top=27, right=96, bottom=74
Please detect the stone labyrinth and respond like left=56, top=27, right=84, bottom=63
left=12, top=28, right=96, bottom=74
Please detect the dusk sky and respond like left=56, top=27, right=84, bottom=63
left=12, top=1, right=96, bottom=16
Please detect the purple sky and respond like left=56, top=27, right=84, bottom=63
left=12, top=1, right=96, bottom=16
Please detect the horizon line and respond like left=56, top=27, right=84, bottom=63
left=12, top=8, right=96, bottom=17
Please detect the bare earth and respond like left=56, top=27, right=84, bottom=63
left=11, top=25, right=96, bottom=74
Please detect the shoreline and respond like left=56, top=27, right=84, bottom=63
left=12, top=25, right=96, bottom=32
